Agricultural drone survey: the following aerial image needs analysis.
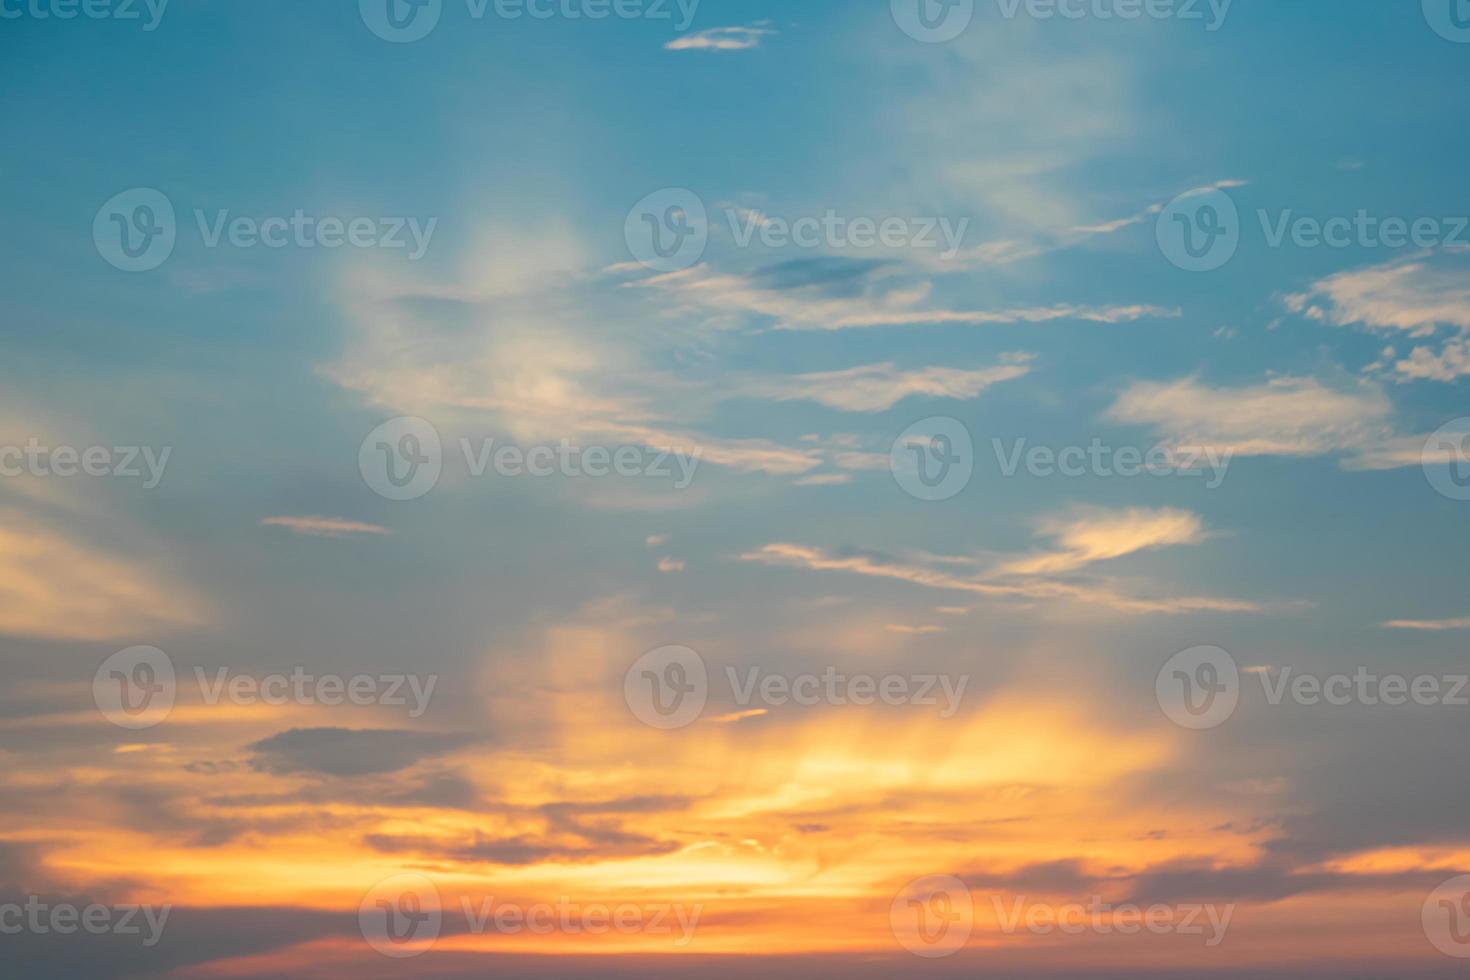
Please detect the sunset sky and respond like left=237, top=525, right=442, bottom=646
left=4, top=1, right=1470, bottom=977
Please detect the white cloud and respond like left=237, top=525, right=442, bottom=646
left=750, top=357, right=1033, bottom=412
left=665, top=25, right=775, bottom=52
left=993, top=508, right=1206, bottom=577
left=1107, top=376, right=1394, bottom=458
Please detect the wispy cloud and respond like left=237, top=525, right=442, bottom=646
left=993, top=508, right=1205, bottom=577
left=1107, top=376, right=1394, bottom=459
left=259, top=516, right=390, bottom=538
left=1285, top=250, right=1470, bottom=381
left=747, top=356, right=1033, bottom=412
left=665, top=25, right=775, bottom=52
left=1381, top=617, right=1470, bottom=631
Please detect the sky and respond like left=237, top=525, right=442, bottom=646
left=3, top=0, right=1470, bottom=977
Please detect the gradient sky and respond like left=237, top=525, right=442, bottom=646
left=3, top=1, right=1470, bottom=977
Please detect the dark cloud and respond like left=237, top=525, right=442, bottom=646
left=246, top=727, right=477, bottom=777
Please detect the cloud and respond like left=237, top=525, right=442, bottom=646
left=0, top=513, right=206, bottom=642
left=247, top=728, right=477, bottom=777
left=1107, top=376, right=1394, bottom=458
left=657, top=557, right=685, bottom=573
left=633, top=259, right=1178, bottom=331
left=748, top=356, right=1033, bottom=412
left=1285, top=251, right=1470, bottom=381
left=739, top=505, right=1269, bottom=616
left=1381, top=617, right=1470, bottom=631
left=993, top=508, right=1206, bottom=577
left=258, top=516, right=390, bottom=538
left=665, top=25, right=775, bottom=52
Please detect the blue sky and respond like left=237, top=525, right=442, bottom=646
left=3, top=2, right=1470, bottom=977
